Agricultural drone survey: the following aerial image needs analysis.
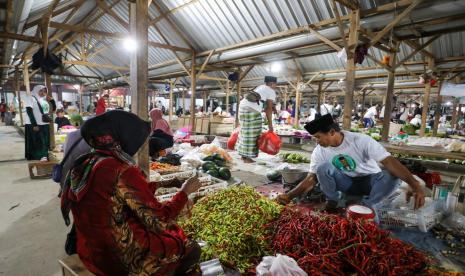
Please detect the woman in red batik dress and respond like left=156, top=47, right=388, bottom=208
left=61, top=110, right=201, bottom=276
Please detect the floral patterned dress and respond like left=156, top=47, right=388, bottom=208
left=66, top=155, right=189, bottom=276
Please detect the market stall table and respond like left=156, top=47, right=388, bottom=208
left=381, top=143, right=465, bottom=161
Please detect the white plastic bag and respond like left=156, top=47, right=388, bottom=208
left=256, top=254, right=307, bottom=276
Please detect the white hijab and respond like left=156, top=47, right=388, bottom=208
left=26, top=85, right=47, bottom=108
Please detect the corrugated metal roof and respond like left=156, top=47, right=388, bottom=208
left=7, top=0, right=465, bottom=90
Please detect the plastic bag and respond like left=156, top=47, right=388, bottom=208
left=227, top=127, right=240, bottom=150
left=258, top=131, right=282, bottom=155
left=256, top=254, right=307, bottom=276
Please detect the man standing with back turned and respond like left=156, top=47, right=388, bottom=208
left=236, top=76, right=277, bottom=163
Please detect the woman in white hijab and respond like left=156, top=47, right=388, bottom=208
left=24, top=85, right=56, bottom=161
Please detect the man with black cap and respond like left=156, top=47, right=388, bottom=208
left=236, top=76, right=277, bottom=163
left=276, top=114, right=426, bottom=211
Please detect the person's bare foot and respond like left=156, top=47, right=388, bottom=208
left=241, top=157, right=255, bottom=163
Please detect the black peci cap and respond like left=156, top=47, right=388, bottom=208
left=264, top=76, right=277, bottom=83
left=304, top=114, right=334, bottom=135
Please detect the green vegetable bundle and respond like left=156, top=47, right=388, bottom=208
left=280, top=152, right=310, bottom=163
left=180, top=186, right=283, bottom=272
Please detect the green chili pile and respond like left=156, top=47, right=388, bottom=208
left=180, top=186, right=283, bottom=273
left=268, top=208, right=430, bottom=276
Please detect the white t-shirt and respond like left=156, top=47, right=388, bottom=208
left=309, top=131, right=390, bottom=177
left=306, top=108, right=317, bottom=122
left=24, top=95, right=50, bottom=125
left=410, top=117, right=422, bottom=126
left=279, top=110, right=291, bottom=119
left=239, top=84, right=276, bottom=113
left=320, top=104, right=333, bottom=115
left=399, top=107, right=409, bottom=121
left=364, top=106, right=378, bottom=120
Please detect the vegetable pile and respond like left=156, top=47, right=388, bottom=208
left=201, top=153, right=231, bottom=180
left=180, top=186, right=282, bottom=272
left=149, top=162, right=179, bottom=172
left=280, top=152, right=310, bottom=163
left=267, top=208, right=429, bottom=275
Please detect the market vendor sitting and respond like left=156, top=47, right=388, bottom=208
left=61, top=110, right=202, bottom=275
left=149, top=108, right=174, bottom=160
left=277, top=114, right=426, bottom=212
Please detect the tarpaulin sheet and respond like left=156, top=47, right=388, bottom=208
left=440, top=82, right=465, bottom=97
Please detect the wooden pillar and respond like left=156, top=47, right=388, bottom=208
left=317, top=83, right=322, bottom=113
left=225, top=80, right=230, bottom=114
left=79, top=85, right=84, bottom=114
left=432, top=82, right=443, bottom=136
left=361, top=90, right=366, bottom=114
left=129, top=0, right=149, bottom=174
left=451, top=98, right=459, bottom=129
left=203, top=91, right=207, bottom=112
left=23, top=61, right=31, bottom=96
left=284, top=86, right=288, bottom=110
left=14, top=68, right=24, bottom=126
left=182, top=90, right=185, bottom=115
left=168, top=80, right=173, bottom=122
left=295, top=87, right=301, bottom=128
left=235, top=80, right=241, bottom=127
left=342, top=9, right=359, bottom=130
left=189, top=52, right=197, bottom=132
left=44, top=73, right=55, bottom=150
left=420, top=56, right=434, bottom=136
left=381, top=48, right=397, bottom=142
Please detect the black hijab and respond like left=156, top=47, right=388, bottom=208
left=80, top=110, right=150, bottom=156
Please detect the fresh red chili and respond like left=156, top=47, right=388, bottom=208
left=267, top=208, right=429, bottom=275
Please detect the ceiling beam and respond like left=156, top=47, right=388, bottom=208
left=308, top=27, right=342, bottom=51
left=329, top=0, right=349, bottom=52
left=24, top=0, right=81, bottom=29
left=394, top=35, right=440, bottom=68
left=95, top=0, right=129, bottom=30
left=148, top=41, right=192, bottom=53
left=150, top=1, right=194, bottom=49
left=369, top=0, right=425, bottom=47
left=0, top=32, right=42, bottom=43
left=334, top=0, right=359, bottom=10
left=403, top=39, right=435, bottom=59
left=149, top=0, right=199, bottom=25
left=41, top=0, right=61, bottom=54
left=62, top=60, right=129, bottom=71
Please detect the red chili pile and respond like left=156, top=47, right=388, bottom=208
left=267, top=208, right=429, bottom=275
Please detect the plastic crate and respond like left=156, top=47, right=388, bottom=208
left=155, top=176, right=228, bottom=202
left=374, top=201, right=442, bottom=232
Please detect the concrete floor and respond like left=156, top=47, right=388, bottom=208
left=0, top=124, right=67, bottom=276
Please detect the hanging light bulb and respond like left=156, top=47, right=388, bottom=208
left=123, top=37, right=137, bottom=52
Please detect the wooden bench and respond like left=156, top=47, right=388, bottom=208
left=58, top=255, right=94, bottom=276
left=27, top=161, right=57, bottom=179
